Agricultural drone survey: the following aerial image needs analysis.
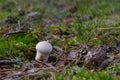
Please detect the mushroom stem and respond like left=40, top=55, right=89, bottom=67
left=43, top=54, right=49, bottom=62
left=35, top=52, right=49, bottom=62
left=35, top=52, right=42, bottom=61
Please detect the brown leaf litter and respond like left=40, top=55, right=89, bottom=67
left=0, top=44, right=120, bottom=79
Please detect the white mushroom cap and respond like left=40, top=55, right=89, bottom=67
left=35, top=41, right=52, bottom=62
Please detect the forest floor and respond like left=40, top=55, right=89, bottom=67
left=0, top=0, right=120, bottom=80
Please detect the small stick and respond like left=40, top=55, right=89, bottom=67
left=50, top=72, right=56, bottom=80
left=0, top=60, right=23, bottom=66
left=36, top=60, right=55, bottom=68
left=18, top=20, right=21, bottom=30
left=53, top=53, right=64, bottom=66
left=5, top=30, right=26, bottom=35
left=98, top=27, right=120, bottom=30
left=52, top=46, right=65, bottom=66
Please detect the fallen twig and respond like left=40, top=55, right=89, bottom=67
left=50, top=72, right=56, bottom=80
left=5, top=30, right=26, bottom=35
left=35, top=60, right=55, bottom=69
left=18, top=20, right=21, bottom=30
left=0, top=59, right=23, bottom=65
left=52, top=46, right=65, bottom=66
left=109, top=71, right=120, bottom=75
left=98, top=27, right=120, bottom=30
left=53, top=52, right=65, bottom=66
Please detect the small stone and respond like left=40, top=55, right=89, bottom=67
left=27, top=69, right=35, bottom=73
left=69, top=51, right=77, bottom=58
left=26, top=12, right=41, bottom=20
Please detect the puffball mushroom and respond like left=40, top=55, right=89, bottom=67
left=35, top=41, right=52, bottom=62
